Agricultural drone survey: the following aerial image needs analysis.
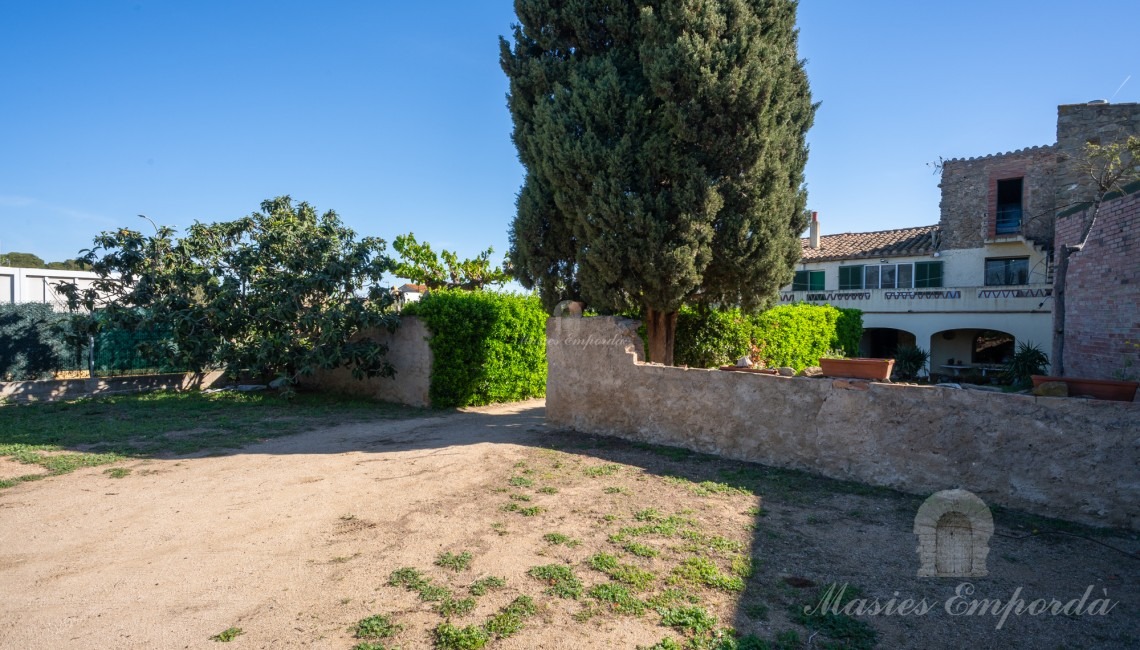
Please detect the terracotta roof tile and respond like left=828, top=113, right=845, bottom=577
left=801, top=225, right=938, bottom=262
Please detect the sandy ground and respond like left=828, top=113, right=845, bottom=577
left=0, top=399, right=1136, bottom=650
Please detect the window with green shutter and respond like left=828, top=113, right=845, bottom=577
left=914, top=261, right=943, bottom=288
left=793, top=270, right=825, bottom=291
left=838, top=265, right=864, bottom=290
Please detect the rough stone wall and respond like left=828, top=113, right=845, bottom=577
left=302, top=317, right=433, bottom=407
left=547, top=316, right=1140, bottom=530
left=0, top=371, right=227, bottom=405
left=1055, top=102, right=1140, bottom=212
left=1056, top=191, right=1140, bottom=380
left=937, top=146, right=1057, bottom=249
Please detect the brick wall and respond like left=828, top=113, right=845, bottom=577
left=1056, top=191, right=1140, bottom=380
left=938, top=146, right=1057, bottom=249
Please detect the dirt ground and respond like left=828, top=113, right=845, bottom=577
left=0, top=400, right=1136, bottom=649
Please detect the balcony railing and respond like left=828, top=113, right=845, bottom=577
left=995, top=207, right=1023, bottom=235
left=779, top=285, right=1052, bottom=313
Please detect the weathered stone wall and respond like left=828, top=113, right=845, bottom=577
left=0, top=371, right=227, bottom=405
left=1056, top=191, right=1140, bottom=380
left=547, top=316, right=1140, bottom=530
left=1055, top=102, right=1140, bottom=212
left=301, top=317, right=433, bottom=408
left=937, top=146, right=1057, bottom=249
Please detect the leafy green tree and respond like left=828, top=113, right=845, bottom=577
left=391, top=232, right=510, bottom=291
left=502, top=0, right=816, bottom=364
left=58, top=196, right=398, bottom=392
left=1, top=252, right=47, bottom=268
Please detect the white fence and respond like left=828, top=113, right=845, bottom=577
left=0, top=266, right=101, bottom=311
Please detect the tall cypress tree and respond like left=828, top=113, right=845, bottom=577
left=502, top=0, right=815, bottom=364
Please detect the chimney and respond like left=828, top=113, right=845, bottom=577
left=809, top=211, right=820, bottom=249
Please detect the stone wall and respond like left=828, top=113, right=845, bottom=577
left=937, top=146, right=1057, bottom=249
left=0, top=371, right=227, bottom=405
left=300, top=316, right=433, bottom=408
left=547, top=316, right=1140, bottom=530
left=1055, top=191, right=1140, bottom=380
left=1055, top=102, right=1140, bottom=212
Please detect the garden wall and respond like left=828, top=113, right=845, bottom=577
left=301, top=316, right=433, bottom=408
left=547, top=316, right=1140, bottom=530
left=0, top=371, right=227, bottom=405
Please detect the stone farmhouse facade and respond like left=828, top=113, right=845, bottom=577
left=781, top=101, right=1140, bottom=378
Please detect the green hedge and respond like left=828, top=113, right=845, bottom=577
left=673, top=303, right=863, bottom=371
left=0, top=303, right=82, bottom=380
left=405, top=291, right=547, bottom=408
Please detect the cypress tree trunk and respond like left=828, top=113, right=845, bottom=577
left=645, top=308, right=678, bottom=366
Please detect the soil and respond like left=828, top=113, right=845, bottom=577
left=0, top=400, right=1136, bottom=649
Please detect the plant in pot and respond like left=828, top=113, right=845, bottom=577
left=819, top=349, right=895, bottom=381
left=1004, top=342, right=1049, bottom=389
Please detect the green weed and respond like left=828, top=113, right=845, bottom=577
left=587, top=583, right=648, bottom=616
left=537, top=486, right=559, bottom=494
left=623, top=542, right=659, bottom=558
left=353, top=614, right=402, bottom=639
left=542, top=532, right=581, bottom=547
left=484, top=595, right=537, bottom=638
left=437, top=596, right=477, bottom=617
left=583, top=463, right=621, bottom=477
left=433, top=622, right=489, bottom=650
left=436, top=551, right=474, bottom=572
left=103, top=467, right=132, bottom=478
left=657, top=606, right=717, bottom=635
left=468, top=576, right=507, bottom=597
left=587, top=553, right=656, bottom=590
left=508, top=476, right=534, bottom=487
left=670, top=557, right=744, bottom=593
left=528, top=564, right=582, bottom=599
left=210, top=627, right=244, bottom=642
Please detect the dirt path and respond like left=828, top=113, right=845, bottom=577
left=0, top=400, right=1136, bottom=649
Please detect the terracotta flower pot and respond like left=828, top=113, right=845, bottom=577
left=819, top=358, right=894, bottom=381
left=1030, top=375, right=1139, bottom=402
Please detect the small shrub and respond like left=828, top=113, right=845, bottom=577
left=1004, top=341, right=1049, bottom=388
left=437, top=596, right=477, bottom=617
left=893, top=345, right=929, bottom=381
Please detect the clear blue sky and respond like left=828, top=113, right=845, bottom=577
left=2, top=1, right=1137, bottom=276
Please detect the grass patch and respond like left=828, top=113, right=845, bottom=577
left=518, top=506, right=544, bottom=517
left=528, top=564, right=583, bottom=599
left=353, top=614, right=402, bottom=639
left=542, top=532, right=581, bottom=547
left=604, top=486, right=626, bottom=494
left=508, top=476, right=534, bottom=487
left=670, top=557, right=744, bottom=593
left=0, top=390, right=421, bottom=486
left=657, top=605, right=717, bottom=635
left=583, top=463, right=621, bottom=477
left=623, top=541, right=659, bottom=558
left=103, top=467, right=132, bottom=478
left=679, top=530, right=744, bottom=555
left=436, top=551, right=474, bottom=572
left=210, top=627, right=244, bottom=642
left=789, top=585, right=878, bottom=650
left=469, top=576, right=507, bottom=597
left=587, top=583, right=648, bottom=616
left=611, top=511, right=692, bottom=542
left=537, top=486, right=559, bottom=494
left=389, top=567, right=451, bottom=602
left=587, top=552, right=656, bottom=590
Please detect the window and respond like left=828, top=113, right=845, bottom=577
left=914, top=261, right=943, bottom=288
left=858, top=262, right=920, bottom=289
left=793, top=270, right=824, bottom=291
left=839, top=265, right=864, bottom=290
left=995, top=178, right=1023, bottom=234
left=973, top=331, right=1015, bottom=364
left=984, top=257, right=1029, bottom=286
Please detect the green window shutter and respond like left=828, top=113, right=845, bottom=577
left=793, top=271, right=809, bottom=291
left=915, top=261, right=943, bottom=288
left=809, top=271, right=825, bottom=291
left=838, top=265, right=864, bottom=290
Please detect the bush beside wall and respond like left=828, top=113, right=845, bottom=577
left=0, top=304, right=79, bottom=381
left=405, top=291, right=547, bottom=407
left=673, top=304, right=862, bottom=371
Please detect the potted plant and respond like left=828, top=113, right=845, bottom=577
left=819, top=350, right=894, bottom=381
left=1030, top=375, right=1138, bottom=402
left=893, top=345, right=930, bottom=382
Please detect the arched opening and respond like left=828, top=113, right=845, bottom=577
left=859, top=328, right=916, bottom=359
left=935, top=511, right=974, bottom=576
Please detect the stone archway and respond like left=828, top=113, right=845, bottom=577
left=914, top=489, right=993, bottom=577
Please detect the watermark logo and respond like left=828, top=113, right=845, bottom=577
left=914, top=489, right=993, bottom=578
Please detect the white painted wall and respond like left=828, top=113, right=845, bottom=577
left=0, top=266, right=101, bottom=310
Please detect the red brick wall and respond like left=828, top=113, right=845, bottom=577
left=1055, top=191, right=1140, bottom=380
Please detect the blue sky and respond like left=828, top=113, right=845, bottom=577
left=2, top=1, right=1137, bottom=279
